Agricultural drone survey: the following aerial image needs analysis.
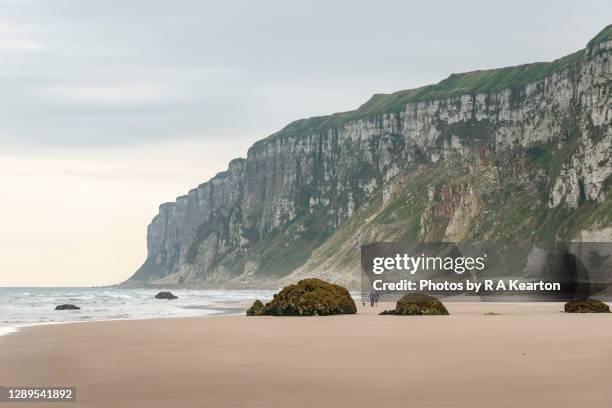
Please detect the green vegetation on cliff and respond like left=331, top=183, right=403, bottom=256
left=260, top=26, right=612, bottom=145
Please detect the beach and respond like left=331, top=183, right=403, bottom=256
left=1, top=302, right=611, bottom=408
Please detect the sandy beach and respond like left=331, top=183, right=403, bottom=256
left=1, top=302, right=611, bottom=408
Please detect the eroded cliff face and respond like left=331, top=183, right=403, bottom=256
left=125, top=28, right=611, bottom=288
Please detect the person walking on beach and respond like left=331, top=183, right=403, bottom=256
left=369, top=289, right=376, bottom=307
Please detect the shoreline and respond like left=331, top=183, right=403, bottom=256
left=0, top=299, right=564, bottom=337
left=0, top=298, right=601, bottom=338
left=0, top=303, right=248, bottom=338
left=0, top=299, right=587, bottom=338
left=2, top=302, right=612, bottom=407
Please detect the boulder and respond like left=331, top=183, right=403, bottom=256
left=380, top=293, right=449, bottom=315
left=246, top=300, right=264, bottom=316
left=250, top=278, right=357, bottom=316
left=155, top=291, right=178, bottom=300
left=55, top=304, right=80, bottom=310
left=564, top=299, right=610, bottom=313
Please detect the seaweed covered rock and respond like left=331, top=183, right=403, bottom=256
left=155, top=291, right=178, bottom=300
left=55, top=304, right=80, bottom=310
left=380, top=293, right=449, bottom=315
left=246, top=299, right=264, bottom=316
left=254, top=278, right=356, bottom=316
left=564, top=299, right=609, bottom=313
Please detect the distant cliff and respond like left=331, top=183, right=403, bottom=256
left=124, top=26, right=612, bottom=288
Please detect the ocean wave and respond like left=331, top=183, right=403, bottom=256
left=0, top=287, right=274, bottom=336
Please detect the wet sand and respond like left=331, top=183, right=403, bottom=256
left=1, top=302, right=611, bottom=408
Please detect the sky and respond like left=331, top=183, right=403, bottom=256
left=0, top=0, right=610, bottom=286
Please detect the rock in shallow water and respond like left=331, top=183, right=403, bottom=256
left=564, top=299, right=609, bottom=313
left=380, top=293, right=449, bottom=315
left=248, top=278, right=356, bottom=316
left=155, top=291, right=178, bottom=300
left=55, top=304, right=80, bottom=310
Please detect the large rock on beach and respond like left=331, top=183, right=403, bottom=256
left=248, top=278, right=356, bottom=316
left=246, top=300, right=264, bottom=316
left=564, top=299, right=609, bottom=313
left=380, top=293, right=449, bottom=315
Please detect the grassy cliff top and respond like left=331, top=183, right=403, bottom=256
left=587, top=23, right=612, bottom=48
left=254, top=25, right=610, bottom=146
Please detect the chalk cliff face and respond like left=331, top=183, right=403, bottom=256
left=125, top=26, right=611, bottom=288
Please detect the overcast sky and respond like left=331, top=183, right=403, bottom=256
left=1, top=0, right=610, bottom=286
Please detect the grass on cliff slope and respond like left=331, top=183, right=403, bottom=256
left=256, top=25, right=611, bottom=146
left=248, top=213, right=333, bottom=277
left=587, top=23, right=612, bottom=50
left=262, top=53, right=581, bottom=141
left=319, top=153, right=606, bottom=276
left=243, top=150, right=611, bottom=279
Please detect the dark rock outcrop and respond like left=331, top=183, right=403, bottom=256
left=249, top=278, right=356, bottom=316
left=155, top=291, right=178, bottom=300
left=55, top=304, right=80, bottom=310
left=380, top=293, right=449, bottom=315
left=564, top=299, right=610, bottom=313
left=246, top=300, right=264, bottom=316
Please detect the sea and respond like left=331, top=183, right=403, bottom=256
left=0, top=287, right=275, bottom=336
